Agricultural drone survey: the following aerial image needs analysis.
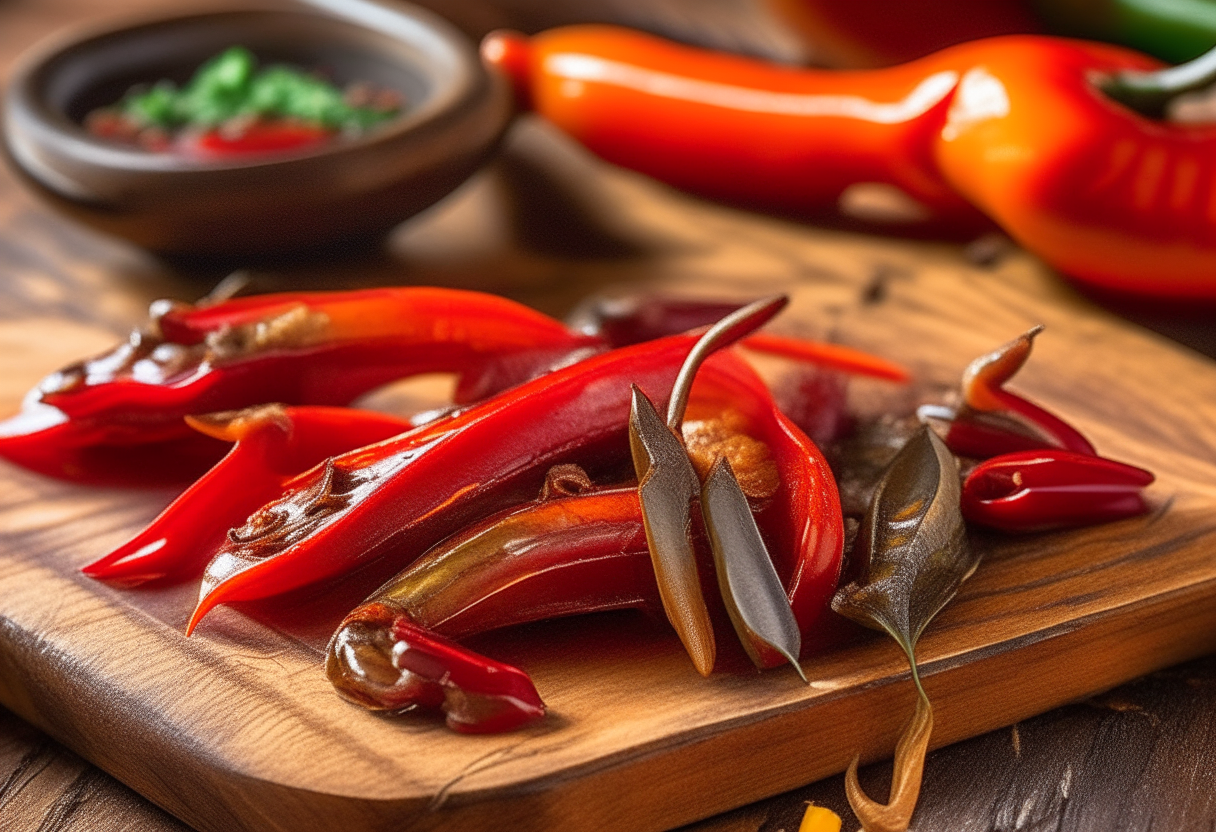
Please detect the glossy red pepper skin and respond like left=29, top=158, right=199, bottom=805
left=488, top=27, right=1216, bottom=301
left=327, top=352, right=843, bottom=725
left=345, top=353, right=841, bottom=642
left=0, top=288, right=596, bottom=482
left=483, top=26, right=984, bottom=228
left=961, top=449, right=1154, bottom=532
left=82, top=405, right=412, bottom=586
left=190, top=338, right=844, bottom=636
left=187, top=334, right=706, bottom=633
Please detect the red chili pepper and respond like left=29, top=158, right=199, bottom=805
left=327, top=350, right=842, bottom=726
left=185, top=333, right=714, bottom=633
left=961, top=449, right=1154, bottom=532
left=485, top=26, right=1216, bottom=300
left=82, top=405, right=412, bottom=586
left=0, top=288, right=596, bottom=482
left=187, top=332, right=845, bottom=635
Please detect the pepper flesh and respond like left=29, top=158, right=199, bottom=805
left=327, top=351, right=843, bottom=721
left=0, top=287, right=597, bottom=482
left=82, top=405, right=412, bottom=586
left=961, top=449, right=1155, bottom=532
left=486, top=26, right=1216, bottom=300
left=186, top=334, right=769, bottom=634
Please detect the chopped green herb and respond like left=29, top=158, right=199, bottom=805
left=88, top=46, right=402, bottom=154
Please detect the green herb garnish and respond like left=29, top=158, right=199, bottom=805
left=113, top=47, right=400, bottom=134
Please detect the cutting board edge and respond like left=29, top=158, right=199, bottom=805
left=3, top=565, right=1214, bottom=832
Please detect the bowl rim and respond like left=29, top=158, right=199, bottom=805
left=3, top=0, right=488, bottom=177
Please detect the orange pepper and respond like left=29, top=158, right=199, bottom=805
left=482, top=26, right=985, bottom=229
left=485, top=27, right=1216, bottom=302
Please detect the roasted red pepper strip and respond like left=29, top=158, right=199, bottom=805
left=961, top=449, right=1154, bottom=532
left=486, top=27, right=1216, bottom=300
left=186, top=333, right=759, bottom=634
left=82, top=405, right=412, bottom=586
left=327, top=352, right=842, bottom=724
left=0, top=288, right=597, bottom=482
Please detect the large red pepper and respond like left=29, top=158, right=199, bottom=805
left=485, top=26, right=1216, bottom=301
left=0, top=288, right=597, bottom=482
left=483, top=26, right=984, bottom=229
left=326, top=349, right=842, bottom=729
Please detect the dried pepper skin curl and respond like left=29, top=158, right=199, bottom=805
left=923, top=326, right=1096, bottom=460
left=328, top=352, right=843, bottom=726
left=329, top=603, right=546, bottom=734
left=0, top=288, right=597, bottom=482
left=487, top=26, right=1216, bottom=300
left=186, top=333, right=799, bottom=634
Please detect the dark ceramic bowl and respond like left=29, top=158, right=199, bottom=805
left=1, top=1, right=511, bottom=257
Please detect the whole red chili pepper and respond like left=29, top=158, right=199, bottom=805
left=482, top=26, right=984, bottom=229
left=185, top=333, right=737, bottom=633
left=484, top=26, right=1216, bottom=300
left=82, top=405, right=412, bottom=586
left=0, top=287, right=597, bottom=482
left=327, top=349, right=842, bottom=727
left=922, top=327, right=1154, bottom=531
left=961, top=449, right=1155, bottom=532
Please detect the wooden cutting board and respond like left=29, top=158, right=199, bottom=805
left=2, top=120, right=1216, bottom=832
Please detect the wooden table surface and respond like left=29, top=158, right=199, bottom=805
left=1, top=1, right=1215, bottom=830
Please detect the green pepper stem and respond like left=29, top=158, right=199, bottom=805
left=1101, top=42, right=1216, bottom=118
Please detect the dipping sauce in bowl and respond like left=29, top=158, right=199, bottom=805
left=85, top=45, right=404, bottom=157
left=1, top=2, right=512, bottom=257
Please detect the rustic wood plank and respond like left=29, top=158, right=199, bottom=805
left=0, top=706, right=191, bottom=832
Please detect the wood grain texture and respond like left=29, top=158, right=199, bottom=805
left=0, top=706, right=191, bottom=832
left=1, top=113, right=1215, bottom=832
left=2, top=2, right=1216, bottom=832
